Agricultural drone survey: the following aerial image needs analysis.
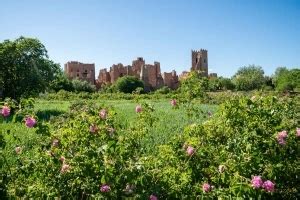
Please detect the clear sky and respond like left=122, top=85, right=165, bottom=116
left=1, top=0, right=299, bottom=77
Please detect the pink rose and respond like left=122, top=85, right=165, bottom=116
left=186, top=146, right=195, bottom=156
left=1, top=106, right=10, bottom=117
left=170, top=99, right=177, bottom=107
left=59, top=156, right=65, bottom=163
left=277, top=130, right=288, bottom=145
left=149, top=194, right=158, bottom=200
left=89, top=124, right=98, bottom=133
left=25, top=116, right=36, bottom=128
left=99, top=109, right=107, bottom=119
left=262, top=180, right=275, bottom=192
left=100, top=184, right=111, bottom=192
left=202, top=183, right=211, bottom=193
left=251, top=176, right=263, bottom=189
left=296, top=128, right=300, bottom=137
left=60, top=163, right=71, bottom=173
left=135, top=105, right=142, bottom=113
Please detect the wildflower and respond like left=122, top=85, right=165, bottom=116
left=296, top=128, right=300, bottom=137
left=60, top=163, right=70, bottom=173
left=262, top=180, right=275, bottom=192
left=89, top=124, right=98, bottom=133
left=100, top=184, right=111, bottom=193
left=251, top=176, right=263, bottom=189
left=25, top=116, right=36, bottom=128
left=149, top=194, right=158, bottom=200
left=251, top=96, right=256, bottom=101
left=52, top=139, right=59, bottom=147
left=218, top=165, right=226, bottom=173
left=135, top=105, right=142, bottom=113
left=170, top=99, right=177, bottom=107
left=186, top=146, right=195, bottom=156
left=99, top=109, right=107, bottom=119
left=277, top=130, right=288, bottom=145
left=15, top=146, right=22, bottom=154
left=1, top=106, right=10, bottom=117
left=59, top=156, right=65, bottom=163
left=202, top=183, right=211, bottom=193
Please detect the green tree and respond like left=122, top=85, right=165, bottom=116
left=71, top=79, right=96, bottom=93
left=273, top=67, right=300, bottom=92
left=0, top=36, right=61, bottom=100
left=232, top=65, right=265, bottom=91
left=49, top=73, right=74, bottom=92
left=114, top=76, right=144, bottom=93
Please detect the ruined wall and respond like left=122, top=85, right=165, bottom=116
left=191, top=49, right=208, bottom=77
left=132, top=57, right=145, bottom=78
left=64, top=61, right=95, bottom=84
left=163, top=70, right=179, bottom=89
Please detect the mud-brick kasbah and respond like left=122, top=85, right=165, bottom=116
left=64, top=49, right=217, bottom=91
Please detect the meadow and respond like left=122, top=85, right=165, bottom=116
left=0, top=94, right=299, bottom=199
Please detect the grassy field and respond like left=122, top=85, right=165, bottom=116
left=1, top=99, right=217, bottom=160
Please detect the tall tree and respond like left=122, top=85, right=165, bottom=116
left=232, top=65, right=265, bottom=91
left=0, top=36, right=61, bottom=100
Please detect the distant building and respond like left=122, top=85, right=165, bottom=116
left=97, top=57, right=179, bottom=91
left=64, top=61, right=95, bottom=85
left=65, top=49, right=211, bottom=90
left=191, top=49, right=208, bottom=77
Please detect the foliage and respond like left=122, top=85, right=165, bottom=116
left=232, top=65, right=266, bottom=91
left=71, top=79, right=96, bottom=93
left=0, top=36, right=61, bottom=100
left=0, top=92, right=299, bottom=198
left=49, top=73, right=74, bottom=92
left=208, top=77, right=235, bottom=91
left=273, top=67, right=300, bottom=92
left=178, top=71, right=208, bottom=100
left=114, top=76, right=144, bottom=93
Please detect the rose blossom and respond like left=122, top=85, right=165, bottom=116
left=149, top=194, right=158, bottom=200
left=25, top=116, right=36, bottom=128
left=251, top=176, right=263, bottom=189
left=262, top=180, right=275, bottom=192
left=186, top=146, right=195, bottom=156
left=100, top=184, right=111, bottom=193
left=1, top=105, right=10, bottom=117
left=170, top=99, right=177, bottom=107
left=89, top=124, right=98, bottom=133
left=135, top=105, right=142, bottom=113
left=202, top=183, right=211, bottom=193
left=296, top=128, right=300, bottom=137
left=277, top=130, right=288, bottom=145
left=99, top=109, right=107, bottom=119
left=59, top=156, right=65, bottom=163
left=60, top=163, right=71, bottom=173
left=15, top=146, right=22, bottom=154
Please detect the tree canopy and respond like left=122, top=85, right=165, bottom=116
left=0, top=36, right=61, bottom=100
left=232, top=65, right=265, bottom=91
left=114, top=76, right=144, bottom=93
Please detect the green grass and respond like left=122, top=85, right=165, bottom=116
left=1, top=99, right=217, bottom=166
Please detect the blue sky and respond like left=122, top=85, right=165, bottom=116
left=1, top=0, right=299, bottom=77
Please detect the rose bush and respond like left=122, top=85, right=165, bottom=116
left=0, top=94, right=299, bottom=199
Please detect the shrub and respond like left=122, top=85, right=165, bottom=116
left=114, top=76, right=144, bottom=93
left=232, top=65, right=265, bottom=91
